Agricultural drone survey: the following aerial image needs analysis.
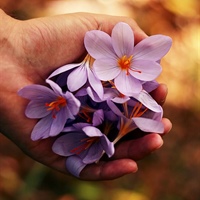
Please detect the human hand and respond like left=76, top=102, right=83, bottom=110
left=0, top=9, right=172, bottom=180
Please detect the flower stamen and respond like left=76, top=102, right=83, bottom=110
left=130, top=102, right=148, bottom=118
left=45, top=96, right=67, bottom=118
left=118, top=55, right=141, bottom=75
left=70, top=137, right=99, bottom=155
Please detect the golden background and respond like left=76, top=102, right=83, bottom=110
left=0, top=0, right=199, bottom=200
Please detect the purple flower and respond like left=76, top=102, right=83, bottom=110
left=18, top=80, right=81, bottom=141
left=84, top=22, right=172, bottom=96
left=107, top=90, right=164, bottom=143
left=48, top=54, right=104, bottom=99
left=52, top=126, right=115, bottom=177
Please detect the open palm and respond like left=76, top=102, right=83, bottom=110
left=0, top=10, right=171, bottom=180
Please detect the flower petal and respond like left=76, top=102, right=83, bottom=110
left=82, top=126, right=103, bottom=137
left=114, top=71, right=142, bottom=96
left=111, top=22, right=134, bottom=57
left=47, top=63, right=81, bottom=79
left=82, top=143, right=104, bottom=163
left=142, top=80, right=159, bottom=92
left=18, top=84, right=56, bottom=100
left=84, top=30, right=115, bottom=59
left=133, top=35, right=172, bottom=61
left=133, top=117, right=164, bottom=133
left=25, top=100, right=50, bottom=118
left=129, top=60, right=162, bottom=81
left=107, top=100, right=124, bottom=117
left=132, top=90, right=162, bottom=112
left=100, top=136, right=115, bottom=157
left=30, top=115, right=52, bottom=141
left=46, top=79, right=63, bottom=96
left=65, top=92, right=81, bottom=115
left=49, top=108, right=68, bottom=136
left=87, top=67, right=104, bottom=99
left=86, top=87, right=102, bottom=102
left=52, top=132, right=86, bottom=156
left=66, top=156, right=86, bottom=177
left=92, top=109, right=104, bottom=126
left=93, top=58, right=120, bottom=81
left=67, top=65, right=87, bottom=92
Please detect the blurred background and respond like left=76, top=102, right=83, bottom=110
left=0, top=0, right=199, bottom=200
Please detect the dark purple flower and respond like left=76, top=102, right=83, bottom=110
left=52, top=126, right=115, bottom=177
left=18, top=80, right=80, bottom=140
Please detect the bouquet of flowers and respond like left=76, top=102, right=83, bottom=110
left=18, top=22, right=172, bottom=177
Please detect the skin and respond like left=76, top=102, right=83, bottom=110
left=0, top=9, right=172, bottom=181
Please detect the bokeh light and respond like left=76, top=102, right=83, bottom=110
left=0, top=0, right=199, bottom=200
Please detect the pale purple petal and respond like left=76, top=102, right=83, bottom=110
left=18, top=84, right=56, bottom=100
left=82, top=126, right=103, bottom=137
left=49, top=108, right=68, bottom=136
left=65, top=106, right=76, bottom=119
left=93, top=58, right=120, bottom=81
left=86, top=87, right=102, bottom=102
left=75, top=87, right=88, bottom=97
left=66, top=156, right=86, bottom=177
left=133, top=35, right=172, bottom=61
left=31, top=115, right=53, bottom=141
left=133, top=117, right=164, bottom=133
left=52, top=132, right=86, bottom=156
left=112, top=96, right=130, bottom=104
left=46, top=79, right=63, bottom=96
left=62, top=126, right=77, bottom=132
left=111, top=22, right=134, bottom=57
left=84, top=30, right=116, bottom=59
left=72, top=123, right=90, bottom=130
left=131, top=90, right=162, bottom=112
left=151, top=110, right=163, bottom=121
left=87, top=67, right=104, bottom=99
left=25, top=100, right=50, bottom=118
left=100, top=136, right=115, bottom=157
left=67, top=65, right=87, bottom=92
left=107, top=100, right=124, bottom=117
left=65, top=92, right=80, bottom=115
left=47, top=63, right=81, bottom=79
left=114, top=71, right=142, bottom=96
left=142, top=80, right=159, bottom=92
left=92, top=109, right=104, bottom=126
left=82, top=143, right=104, bottom=163
left=129, top=60, right=162, bottom=81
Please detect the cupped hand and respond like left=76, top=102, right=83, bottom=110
left=0, top=10, right=172, bottom=180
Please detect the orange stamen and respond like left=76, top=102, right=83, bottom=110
left=130, top=102, right=148, bottom=118
left=118, top=55, right=141, bottom=75
left=70, top=137, right=99, bottom=155
left=45, top=96, right=67, bottom=118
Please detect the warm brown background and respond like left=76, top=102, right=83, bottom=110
left=0, top=0, right=199, bottom=200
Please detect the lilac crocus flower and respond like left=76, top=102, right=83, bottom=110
left=52, top=126, right=115, bottom=177
left=18, top=80, right=81, bottom=141
left=107, top=90, right=164, bottom=143
left=48, top=54, right=104, bottom=99
left=84, top=22, right=172, bottom=96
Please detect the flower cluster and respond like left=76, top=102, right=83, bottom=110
left=18, top=22, right=172, bottom=177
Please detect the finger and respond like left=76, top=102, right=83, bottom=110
left=80, top=159, right=137, bottom=181
left=161, top=117, right=172, bottom=136
left=113, top=133, right=163, bottom=161
left=150, top=83, right=168, bottom=106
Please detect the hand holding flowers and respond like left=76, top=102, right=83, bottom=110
left=18, top=22, right=172, bottom=177
left=0, top=10, right=172, bottom=180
